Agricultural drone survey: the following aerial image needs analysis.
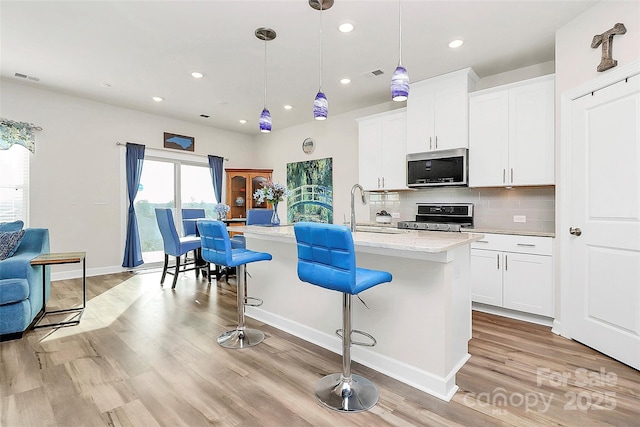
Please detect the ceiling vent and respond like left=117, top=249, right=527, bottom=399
left=370, top=69, right=384, bottom=76
left=14, top=72, right=40, bottom=82
left=200, top=114, right=210, bottom=118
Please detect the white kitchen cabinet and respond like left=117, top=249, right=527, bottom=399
left=469, top=74, right=555, bottom=187
left=357, top=109, right=407, bottom=191
left=406, top=67, right=479, bottom=154
left=471, top=233, right=554, bottom=317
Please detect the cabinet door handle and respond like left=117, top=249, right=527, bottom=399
left=516, top=243, right=536, bottom=247
left=503, top=169, right=506, bottom=184
left=477, top=240, right=489, bottom=243
left=382, top=177, right=385, bottom=188
left=505, top=254, right=508, bottom=271
left=497, top=253, right=500, bottom=269
left=429, top=137, right=433, bottom=150
left=435, top=136, right=438, bottom=149
left=377, top=177, right=381, bottom=188
left=510, top=168, right=514, bottom=183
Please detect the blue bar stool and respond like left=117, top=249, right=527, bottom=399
left=293, top=222, right=392, bottom=412
left=197, top=220, right=272, bottom=348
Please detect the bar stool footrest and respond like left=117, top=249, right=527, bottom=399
left=244, top=296, right=263, bottom=307
left=335, top=328, right=377, bottom=347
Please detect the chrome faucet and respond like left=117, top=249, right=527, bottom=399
left=350, top=184, right=366, bottom=232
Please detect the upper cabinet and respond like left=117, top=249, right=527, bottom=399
left=406, top=68, right=479, bottom=154
left=469, top=75, right=555, bottom=187
left=357, top=109, right=408, bottom=191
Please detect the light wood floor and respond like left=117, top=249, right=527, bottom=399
left=1, top=271, right=638, bottom=426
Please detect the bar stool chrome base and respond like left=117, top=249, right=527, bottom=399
left=314, top=373, right=379, bottom=412
left=217, top=328, right=264, bottom=349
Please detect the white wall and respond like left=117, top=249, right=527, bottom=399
left=251, top=101, right=404, bottom=226
left=554, top=0, right=640, bottom=328
left=1, top=80, right=255, bottom=276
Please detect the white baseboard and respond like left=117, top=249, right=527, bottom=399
left=247, top=306, right=465, bottom=402
left=472, top=302, right=554, bottom=327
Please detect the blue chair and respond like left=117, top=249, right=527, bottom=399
left=230, top=208, right=274, bottom=249
left=182, top=208, right=206, bottom=237
left=197, top=220, right=272, bottom=348
left=294, top=222, right=392, bottom=413
left=155, top=208, right=202, bottom=289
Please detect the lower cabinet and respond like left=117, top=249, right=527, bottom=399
left=471, top=233, right=554, bottom=317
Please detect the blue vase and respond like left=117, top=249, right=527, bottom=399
left=271, top=202, right=280, bottom=226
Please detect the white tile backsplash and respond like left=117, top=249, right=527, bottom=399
left=368, top=186, right=555, bottom=234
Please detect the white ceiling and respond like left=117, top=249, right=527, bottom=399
left=1, top=0, right=597, bottom=136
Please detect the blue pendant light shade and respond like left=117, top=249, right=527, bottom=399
left=391, top=0, right=409, bottom=102
left=259, top=108, right=272, bottom=132
left=391, top=65, right=409, bottom=101
left=314, top=91, right=328, bottom=120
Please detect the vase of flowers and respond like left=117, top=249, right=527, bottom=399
left=253, top=181, right=291, bottom=226
left=213, top=203, right=230, bottom=220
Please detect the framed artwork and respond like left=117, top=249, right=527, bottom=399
left=286, top=157, right=333, bottom=223
left=164, top=132, right=194, bottom=151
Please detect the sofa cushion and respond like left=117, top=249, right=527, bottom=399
left=0, top=221, right=24, bottom=232
left=0, top=278, right=29, bottom=305
left=0, top=230, right=26, bottom=260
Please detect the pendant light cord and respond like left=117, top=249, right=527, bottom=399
left=264, top=39, right=268, bottom=108
left=398, top=0, right=403, bottom=66
left=319, top=0, right=323, bottom=91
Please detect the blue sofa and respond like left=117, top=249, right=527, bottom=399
left=0, top=224, right=50, bottom=340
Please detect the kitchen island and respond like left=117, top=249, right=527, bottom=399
left=232, top=224, right=484, bottom=401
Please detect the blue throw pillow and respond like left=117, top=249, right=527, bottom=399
left=0, top=220, right=24, bottom=232
left=0, top=230, right=26, bottom=260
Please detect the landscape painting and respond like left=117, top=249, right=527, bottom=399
left=286, top=157, right=333, bottom=223
left=164, top=132, right=194, bottom=151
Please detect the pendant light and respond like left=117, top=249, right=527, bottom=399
left=256, top=27, right=276, bottom=133
left=310, top=0, right=334, bottom=120
left=391, top=0, right=409, bottom=101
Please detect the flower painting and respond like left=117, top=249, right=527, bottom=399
left=286, top=158, right=333, bottom=223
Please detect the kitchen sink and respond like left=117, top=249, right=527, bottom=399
left=354, top=225, right=408, bottom=234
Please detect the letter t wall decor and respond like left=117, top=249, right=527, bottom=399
left=591, top=23, right=627, bottom=72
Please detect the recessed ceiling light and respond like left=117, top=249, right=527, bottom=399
left=152, top=96, right=164, bottom=102
left=284, top=105, right=293, bottom=110
left=448, top=39, right=464, bottom=48
left=239, top=119, right=247, bottom=124
left=338, top=22, right=354, bottom=33
left=340, top=78, right=351, bottom=85
left=191, top=72, right=204, bottom=79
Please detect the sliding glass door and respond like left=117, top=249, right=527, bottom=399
left=134, top=157, right=216, bottom=265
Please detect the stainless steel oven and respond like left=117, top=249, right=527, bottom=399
left=397, top=203, right=473, bottom=232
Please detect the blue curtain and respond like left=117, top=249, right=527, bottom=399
left=122, top=143, right=145, bottom=268
left=208, top=155, right=224, bottom=203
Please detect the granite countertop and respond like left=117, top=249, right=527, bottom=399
left=231, top=224, right=485, bottom=254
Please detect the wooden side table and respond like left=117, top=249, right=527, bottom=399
left=31, top=252, right=86, bottom=329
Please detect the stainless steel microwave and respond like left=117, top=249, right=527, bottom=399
left=407, top=148, right=468, bottom=188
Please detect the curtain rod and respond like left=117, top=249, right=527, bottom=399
left=115, top=142, right=228, bottom=161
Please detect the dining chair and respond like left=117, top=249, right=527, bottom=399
left=182, top=208, right=206, bottom=237
left=230, top=208, right=274, bottom=249
left=155, top=208, right=203, bottom=289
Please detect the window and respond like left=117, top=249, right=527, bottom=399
left=0, top=146, right=29, bottom=224
left=132, top=153, right=217, bottom=265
